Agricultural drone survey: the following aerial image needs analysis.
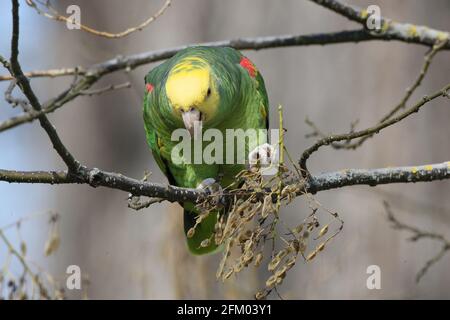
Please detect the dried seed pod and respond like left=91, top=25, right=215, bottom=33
left=317, top=242, right=326, bottom=252
left=20, top=241, right=27, bottom=256
left=216, top=264, right=224, bottom=280
left=306, top=251, right=317, bottom=261
left=261, top=195, right=273, bottom=218
left=254, top=252, right=263, bottom=267
left=255, top=291, right=267, bottom=300
left=187, top=227, right=196, bottom=238
left=244, top=239, right=253, bottom=251
left=238, top=233, right=249, bottom=244
left=225, top=240, right=233, bottom=253
left=268, top=257, right=281, bottom=272
left=195, top=217, right=202, bottom=224
left=293, top=224, right=303, bottom=234
left=214, top=231, right=223, bottom=245
left=289, top=239, right=300, bottom=253
left=234, top=262, right=244, bottom=273
left=236, top=201, right=250, bottom=213
left=244, top=250, right=254, bottom=263
left=286, top=256, right=296, bottom=269
left=200, top=239, right=210, bottom=248
left=44, top=231, right=60, bottom=257
left=276, top=276, right=284, bottom=285
left=317, top=225, right=329, bottom=239
left=265, top=275, right=277, bottom=288
left=275, top=265, right=288, bottom=278
left=281, top=185, right=297, bottom=198
left=223, top=268, right=234, bottom=281
left=243, top=212, right=256, bottom=222
left=276, top=249, right=288, bottom=260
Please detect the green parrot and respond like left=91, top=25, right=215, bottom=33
left=143, top=46, right=272, bottom=254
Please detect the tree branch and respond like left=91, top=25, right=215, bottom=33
left=309, top=0, right=450, bottom=46
left=1, top=162, right=448, bottom=204
left=299, top=83, right=450, bottom=177
left=383, top=201, right=450, bottom=283
left=305, top=39, right=448, bottom=150
left=0, top=29, right=377, bottom=82
left=7, top=0, right=80, bottom=172
left=25, top=0, right=171, bottom=39
left=0, top=29, right=382, bottom=133
left=1, top=17, right=449, bottom=84
left=306, top=162, right=450, bottom=194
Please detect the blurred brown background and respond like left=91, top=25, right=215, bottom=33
left=0, top=0, right=449, bottom=299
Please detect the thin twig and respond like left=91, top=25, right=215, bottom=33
left=383, top=201, right=450, bottom=283
left=0, top=229, right=49, bottom=298
left=299, top=83, right=450, bottom=177
left=4, top=79, right=30, bottom=111
left=128, top=197, right=165, bottom=211
left=8, top=0, right=81, bottom=173
left=26, top=0, right=171, bottom=39
left=305, top=39, right=449, bottom=150
left=80, top=81, right=131, bottom=96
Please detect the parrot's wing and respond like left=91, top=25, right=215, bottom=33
left=144, top=115, right=176, bottom=185
left=229, top=47, right=270, bottom=130
left=255, top=70, right=269, bottom=130
left=143, top=67, right=177, bottom=186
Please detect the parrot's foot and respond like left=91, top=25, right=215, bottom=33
left=248, top=143, right=278, bottom=170
left=197, top=178, right=223, bottom=206
left=197, top=178, right=222, bottom=194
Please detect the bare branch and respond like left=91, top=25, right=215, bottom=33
left=299, top=83, right=450, bottom=177
left=4, top=79, right=30, bottom=111
left=2, top=15, right=450, bottom=83
left=8, top=0, right=80, bottom=172
left=305, top=162, right=450, bottom=194
left=80, top=81, right=131, bottom=96
left=306, top=39, right=448, bottom=149
left=128, top=196, right=165, bottom=211
left=0, top=29, right=375, bottom=82
left=26, top=0, right=171, bottom=39
left=309, top=0, right=450, bottom=46
left=0, top=29, right=383, bottom=133
left=383, top=201, right=450, bottom=283
left=1, top=162, right=449, bottom=205
left=0, top=74, right=97, bottom=133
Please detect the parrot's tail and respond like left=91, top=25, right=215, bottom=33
left=183, top=207, right=222, bottom=255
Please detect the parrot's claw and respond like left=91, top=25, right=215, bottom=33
left=197, top=178, right=222, bottom=195
left=248, top=143, right=278, bottom=169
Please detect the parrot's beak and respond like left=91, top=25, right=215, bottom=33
left=181, top=108, right=202, bottom=138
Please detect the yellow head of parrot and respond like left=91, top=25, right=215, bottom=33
left=165, top=57, right=219, bottom=132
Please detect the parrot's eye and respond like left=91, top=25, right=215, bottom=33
left=206, top=88, right=211, bottom=97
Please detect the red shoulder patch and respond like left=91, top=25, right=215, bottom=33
left=146, top=83, right=154, bottom=93
left=239, top=56, right=257, bottom=78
